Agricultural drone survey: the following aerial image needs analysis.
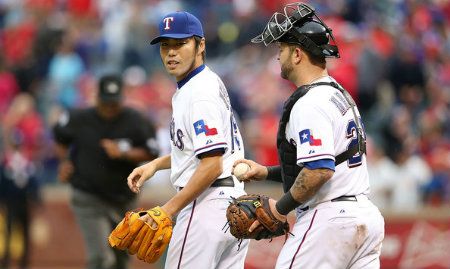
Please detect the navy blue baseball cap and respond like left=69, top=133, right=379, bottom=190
left=150, top=11, right=204, bottom=45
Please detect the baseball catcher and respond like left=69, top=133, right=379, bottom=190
left=226, top=194, right=290, bottom=240
left=226, top=1, right=385, bottom=268
left=108, top=206, right=173, bottom=263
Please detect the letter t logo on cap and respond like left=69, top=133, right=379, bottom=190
left=163, top=17, right=174, bottom=30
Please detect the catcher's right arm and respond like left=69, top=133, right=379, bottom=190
left=108, top=206, right=173, bottom=263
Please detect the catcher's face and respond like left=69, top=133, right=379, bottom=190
left=160, top=37, right=205, bottom=81
left=277, top=42, right=295, bottom=81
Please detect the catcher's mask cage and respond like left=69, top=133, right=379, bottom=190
left=251, top=2, right=339, bottom=58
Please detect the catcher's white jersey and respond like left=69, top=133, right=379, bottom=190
left=169, top=65, right=244, bottom=189
left=278, top=76, right=384, bottom=269
left=285, top=76, right=370, bottom=207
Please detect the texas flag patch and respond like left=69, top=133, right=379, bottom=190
left=194, top=119, right=218, bottom=136
left=299, top=129, right=322, bottom=146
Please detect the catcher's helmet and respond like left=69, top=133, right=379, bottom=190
left=251, top=2, right=339, bottom=58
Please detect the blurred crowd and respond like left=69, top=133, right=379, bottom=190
left=0, top=0, right=449, bottom=220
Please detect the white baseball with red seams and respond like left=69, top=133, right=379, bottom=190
left=233, top=163, right=251, bottom=181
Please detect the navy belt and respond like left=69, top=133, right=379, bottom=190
left=298, top=195, right=357, bottom=212
left=210, top=176, right=234, bottom=187
left=179, top=176, right=235, bottom=191
left=331, top=195, right=357, bottom=202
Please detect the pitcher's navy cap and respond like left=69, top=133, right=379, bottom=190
left=150, top=11, right=204, bottom=45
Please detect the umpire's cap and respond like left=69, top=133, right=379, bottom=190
left=150, top=11, right=204, bottom=45
left=98, top=74, right=123, bottom=102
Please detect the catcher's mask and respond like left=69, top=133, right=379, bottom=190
left=251, top=2, right=339, bottom=59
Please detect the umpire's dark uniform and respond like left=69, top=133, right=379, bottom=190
left=52, top=75, right=159, bottom=269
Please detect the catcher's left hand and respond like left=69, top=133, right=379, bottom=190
left=226, top=194, right=289, bottom=240
left=108, top=206, right=173, bottom=263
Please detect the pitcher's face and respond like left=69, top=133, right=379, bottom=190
left=160, top=37, right=202, bottom=81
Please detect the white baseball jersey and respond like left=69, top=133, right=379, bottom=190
left=169, top=65, right=244, bottom=190
left=285, top=76, right=370, bottom=207
left=277, top=76, right=384, bottom=269
left=166, top=64, right=248, bottom=269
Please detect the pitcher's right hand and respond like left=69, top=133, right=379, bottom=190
left=127, top=162, right=157, bottom=193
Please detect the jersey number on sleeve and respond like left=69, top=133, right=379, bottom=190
left=345, top=118, right=365, bottom=168
left=230, top=113, right=241, bottom=154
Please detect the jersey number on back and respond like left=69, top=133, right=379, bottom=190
left=345, top=118, right=365, bottom=168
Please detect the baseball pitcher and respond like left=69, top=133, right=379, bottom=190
left=108, top=11, right=249, bottom=268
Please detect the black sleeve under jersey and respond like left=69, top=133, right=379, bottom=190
left=266, top=165, right=283, bottom=182
left=197, top=148, right=225, bottom=159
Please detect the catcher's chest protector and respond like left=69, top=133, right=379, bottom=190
left=277, top=82, right=336, bottom=193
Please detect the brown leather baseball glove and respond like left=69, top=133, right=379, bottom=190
left=108, top=206, right=173, bottom=263
left=226, top=194, right=289, bottom=240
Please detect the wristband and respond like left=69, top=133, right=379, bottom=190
left=266, top=165, right=282, bottom=181
left=275, top=191, right=302, bottom=215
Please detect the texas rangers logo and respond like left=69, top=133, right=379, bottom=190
left=194, top=119, right=217, bottom=136
left=299, top=129, right=322, bottom=146
left=163, top=17, right=174, bottom=30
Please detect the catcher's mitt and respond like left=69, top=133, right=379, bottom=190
left=226, top=194, right=289, bottom=240
left=108, top=206, right=173, bottom=263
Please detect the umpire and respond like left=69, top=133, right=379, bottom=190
left=52, top=74, right=159, bottom=269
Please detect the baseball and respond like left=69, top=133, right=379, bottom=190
left=233, top=162, right=251, bottom=181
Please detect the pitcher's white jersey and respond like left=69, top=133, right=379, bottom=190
left=285, top=76, right=370, bottom=207
left=169, top=65, right=244, bottom=189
